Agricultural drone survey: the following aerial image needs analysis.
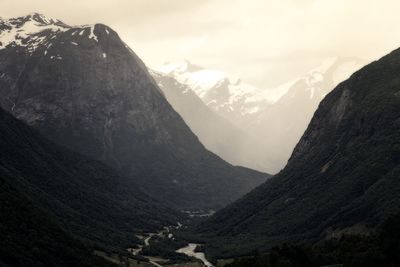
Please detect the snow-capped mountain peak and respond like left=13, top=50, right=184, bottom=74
left=23, top=12, right=64, bottom=25
left=0, top=13, right=109, bottom=54
left=0, top=13, right=69, bottom=52
left=158, top=60, right=198, bottom=74
left=158, top=61, right=229, bottom=93
left=156, top=61, right=268, bottom=120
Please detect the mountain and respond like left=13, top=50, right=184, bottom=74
left=0, top=13, right=268, bottom=210
left=0, top=106, right=181, bottom=252
left=251, top=57, right=368, bottom=171
left=150, top=69, right=280, bottom=172
left=158, top=58, right=366, bottom=173
left=0, top=174, right=114, bottom=267
left=194, top=48, right=400, bottom=258
left=156, top=60, right=269, bottom=128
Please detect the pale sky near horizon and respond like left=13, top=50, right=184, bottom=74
left=2, top=0, right=400, bottom=88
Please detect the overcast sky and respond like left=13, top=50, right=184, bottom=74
left=2, top=0, right=400, bottom=88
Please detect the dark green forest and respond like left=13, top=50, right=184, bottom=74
left=0, top=175, right=115, bottom=267
left=225, top=212, right=400, bottom=267
left=0, top=107, right=183, bottom=252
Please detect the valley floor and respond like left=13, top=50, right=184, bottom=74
left=96, top=214, right=221, bottom=267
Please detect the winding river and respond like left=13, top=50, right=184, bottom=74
left=176, top=243, right=213, bottom=267
left=128, top=222, right=214, bottom=267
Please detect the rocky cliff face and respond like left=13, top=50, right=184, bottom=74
left=0, top=13, right=267, bottom=209
left=195, top=49, right=400, bottom=258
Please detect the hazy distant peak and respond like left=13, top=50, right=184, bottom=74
left=309, top=56, right=339, bottom=74
left=158, top=60, right=204, bottom=75
left=266, top=56, right=367, bottom=101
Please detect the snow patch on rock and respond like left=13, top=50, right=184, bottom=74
left=0, top=14, right=67, bottom=52
left=88, top=25, right=98, bottom=42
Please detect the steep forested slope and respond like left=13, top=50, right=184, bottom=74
left=0, top=107, right=181, bottom=251
left=0, top=175, right=114, bottom=267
